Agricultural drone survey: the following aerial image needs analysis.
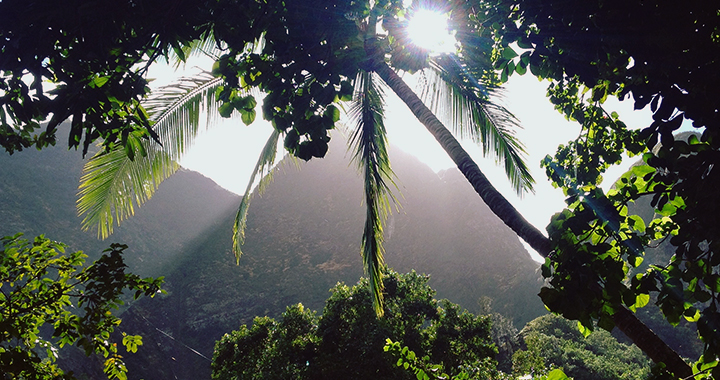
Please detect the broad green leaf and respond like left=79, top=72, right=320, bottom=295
left=634, top=293, right=650, bottom=309
left=577, top=321, right=592, bottom=338
left=219, top=102, right=234, bottom=118
left=502, top=47, right=518, bottom=59
left=89, top=76, right=110, bottom=88
left=628, top=214, right=646, bottom=233
left=630, top=164, right=655, bottom=178
left=325, top=104, right=341, bottom=122
left=630, top=255, right=644, bottom=268
left=547, top=368, right=570, bottom=380
left=241, top=109, right=256, bottom=125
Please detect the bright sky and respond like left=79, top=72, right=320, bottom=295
left=148, top=59, right=653, bottom=262
left=146, top=13, right=655, bottom=262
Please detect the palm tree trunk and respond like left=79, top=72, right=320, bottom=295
left=372, top=60, right=693, bottom=379
left=373, top=61, right=550, bottom=255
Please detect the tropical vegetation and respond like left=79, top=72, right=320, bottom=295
left=1, top=0, right=718, bottom=378
left=70, top=0, right=534, bottom=321
left=211, top=269, right=498, bottom=380
left=511, top=314, right=652, bottom=380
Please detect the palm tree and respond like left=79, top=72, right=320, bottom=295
left=78, top=0, right=532, bottom=315
left=76, top=1, right=690, bottom=375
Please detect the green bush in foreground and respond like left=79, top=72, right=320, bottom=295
left=0, top=233, right=163, bottom=380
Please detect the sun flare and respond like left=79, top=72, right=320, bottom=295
left=406, top=9, right=456, bottom=54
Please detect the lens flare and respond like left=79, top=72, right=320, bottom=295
left=407, top=9, right=456, bottom=54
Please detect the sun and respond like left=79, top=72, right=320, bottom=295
left=406, top=9, right=456, bottom=54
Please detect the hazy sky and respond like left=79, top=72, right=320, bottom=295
left=148, top=56, right=653, bottom=262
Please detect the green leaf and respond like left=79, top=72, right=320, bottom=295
left=684, top=307, right=700, bottom=322
left=78, top=71, right=224, bottom=238
left=547, top=368, right=570, bottom=380
left=243, top=96, right=257, bottom=111
left=348, top=70, right=396, bottom=317
left=232, top=130, right=280, bottom=260
left=577, top=321, right=592, bottom=338
left=634, top=293, right=650, bottom=309
left=325, top=105, right=341, bottom=122
left=630, top=164, right=655, bottom=178
left=628, top=215, right=646, bottom=233
left=502, top=47, right=518, bottom=59
left=423, top=56, right=534, bottom=194
left=219, top=102, right=234, bottom=118
left=630, top=255, right=644, bottom=268
left=89, top=76, right=110, bottom=88
left=339, top=80, right=354, bottom=101
left=241, top=109, right=256, bottom=126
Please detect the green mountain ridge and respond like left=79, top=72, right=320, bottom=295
left=0, top=144, right=239, bottom=278
left=0, top=138, right=546, bottom=379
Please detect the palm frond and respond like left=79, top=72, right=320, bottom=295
left=77, top=135, right=177, bottom=238
left=165, top=36, right=224, bottom=68
left=420, top=55, right=534, bottom=195
left=78, top=71, right=235, bottom=237
left=232, top=129, right=281, bottom=262
left=143, top=70, right=226, bottom=159
left=348, top=70, right=396, bottom=317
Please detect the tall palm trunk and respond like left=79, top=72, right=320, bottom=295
left=372, top=60, right=693, bottom=379
left=374, top=61, right=550, bottom=254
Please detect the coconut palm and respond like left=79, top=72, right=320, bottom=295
left=78, top=0, right=532, bottom=314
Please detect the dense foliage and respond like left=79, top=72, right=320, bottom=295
left=474, top=0, right=720, bottom=376
left=8, top=0, right=533, bottom=319
left=512, top=314, right=652, bottom=380
left=211, top=270, right=497, bottom=380
left=0, top=233, right=163, bottom=380
left=0, top=0, right=216, bottom=155
left=0, top=138, right=544, bottom=379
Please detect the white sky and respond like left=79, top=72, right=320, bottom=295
left=148, top=55, right=654, bottom=262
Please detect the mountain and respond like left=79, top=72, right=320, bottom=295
left=0, top=142, right=238, bottom=278
left=0, top=136, right=545, bottom=379
left=115, top=140, right=545, bottom=379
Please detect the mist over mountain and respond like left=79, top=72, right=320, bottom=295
left=0, top=137, right=545, bottom=379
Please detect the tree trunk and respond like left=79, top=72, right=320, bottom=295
left=373, top=60, right=693, bottom=379
left=372, top=61, right=551, bottom=255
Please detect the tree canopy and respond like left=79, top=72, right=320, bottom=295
left=511, top=314, right=652, bottom=380
left=211, top=269, right=497, bottom=380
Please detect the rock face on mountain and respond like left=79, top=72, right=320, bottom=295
left=0, top=139, right=545, bottom=379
